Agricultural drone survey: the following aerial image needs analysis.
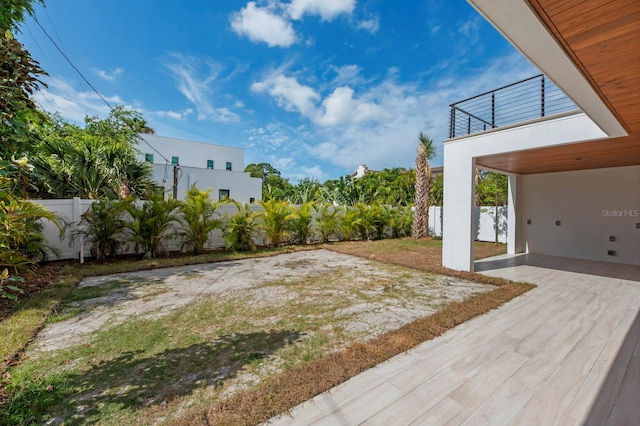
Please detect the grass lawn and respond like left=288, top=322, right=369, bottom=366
left=0, top=239, right=532, bottom=425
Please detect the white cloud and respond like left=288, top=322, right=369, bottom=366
left=230, top=2, right=297, bottom=47
left=298, top=165, right=326, bottom=180
left=287, top=0, right=356, bottom=21
left=92, top=67, right=124, bottom=81
left=252, top=71, right=390, bottom=127
left=251, top=73, right=319, bottom=116
left=166, top=54, right=240, bottom=123
left=330, top=64, right=363, bottom=86
left=153, top=109, right=193, bottom=120
left=251, top=53, right=537, bottom=175
left=356, top=17, right=379, bottom=33
left=31, top=77, right=123, bottom=122
left=316, top=86, right=391, bottom=126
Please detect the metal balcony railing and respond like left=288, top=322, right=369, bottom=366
left=449, top=74, right=578, bottom=138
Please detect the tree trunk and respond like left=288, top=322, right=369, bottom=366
left=412, top=144, right=431, bottom=239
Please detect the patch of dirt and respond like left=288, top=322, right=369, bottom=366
left=31, top=250, right=492, bottom=353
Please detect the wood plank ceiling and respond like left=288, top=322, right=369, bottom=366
left=476, top=0, right=640, bottom=175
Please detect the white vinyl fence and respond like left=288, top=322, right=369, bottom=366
left=33, top=199, right=507, bottom=261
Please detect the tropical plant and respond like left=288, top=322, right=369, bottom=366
left=223, top=200, right=260, bottom=251
left=368, top=203, right=391, bottom=241
left=259, top=199, right=293, bottom=247
left=412, top=132, right=437, bottom=239
left=476, top=171, right=509, bottom=244
left=338, top=207, right=359, bottom=241
left=388, top=205, right=413, bottom=238
left=245, top=162, right=293, bottom=201
left=315, top=203, right=339, bottom=243
left=70, top=199, right=132, bottom=260
left=0, top=157, right=60, bottom=300
left=126, top=195, right=180, bottom=258
left=1, top=7, right=47, bottom=159
left=5, top=200, right=61, bottom=262
left=177, top=186, right=221, bottom=255
left=28, top=109, right=155, bottom=200
left=288, top=202, right=314, bottom=245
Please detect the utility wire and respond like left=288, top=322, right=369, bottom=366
left=32, top=15, right=114, bottom=111
left=31, top=14, right=172, bottom=167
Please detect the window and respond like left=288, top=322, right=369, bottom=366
left=171, top=156, right=179, bottom=166
left=226, top=161, right=232, bottom=171
left=249, top=197, right=255, bottom=204
left=207, top=160, right=214, bottom=169
left=219, top=189, right=230, bottom=201
left=145, top=153, right=153, bottom=163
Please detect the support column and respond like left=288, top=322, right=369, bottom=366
left=442, top=142, right=476, bottom=271
left=507, top=174, right=524, bottom=254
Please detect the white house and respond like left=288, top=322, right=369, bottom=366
left=443, top=0, right=640, bottom=271
left=137, top=134, right=262, bottom=202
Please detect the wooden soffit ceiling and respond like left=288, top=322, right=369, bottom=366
left=477, top=0, right=640, bottom=174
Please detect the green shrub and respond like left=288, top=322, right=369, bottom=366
left=288, top=202, right=314, bottom=245
left=315, top=203, right=338, bottom=243
left=223, top=200, right=260, bottom=251
left=70, top=199, right=131, bottom=260
left=126, top=195, right=181, bottom=258
left=178, top=186, right=221, bottom=255
left=259, top=199, right=293, bottom=247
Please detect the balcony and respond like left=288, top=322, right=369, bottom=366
left=449, top=74, right=578, bottom=138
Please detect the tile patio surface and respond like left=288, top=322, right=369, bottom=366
left=268, top=253, right=640, bottom=425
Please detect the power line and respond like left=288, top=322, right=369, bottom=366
left=31, top=14, right=171, bottom=166
left=31, top=15, right=114, bottom=111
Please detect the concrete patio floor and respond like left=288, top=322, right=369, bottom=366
left=269, top=253, right=640, bottom=425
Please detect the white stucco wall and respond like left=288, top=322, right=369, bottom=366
left=522, top=165, right=640, bottom=265
left=152, top=164, right=262, bottom=202
left=137, top=134, right=245, bottom=171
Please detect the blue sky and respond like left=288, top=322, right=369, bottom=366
left=20, top=0, right=537, bottom=182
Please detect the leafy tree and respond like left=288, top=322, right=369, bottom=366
left=1, top=1, right=47, bottom=158
left=245, top=162, right=292, bottom=201
left=412, top=132, right=437, bottom=238
left=69, top=199, right=131, bottom=260
left=0, top=0, right=44, bottom=32
left=223, top=200, right=260, bottom=251
left=126, top=195, right=180, bottom=258
left=29, top=110, right=155, bottom=199
left=259, top=199, right=292, bottom=247
left=1, top=158, right=60, bottom=299
left=430, top=173, right=444, bottom=206
left=177, top=186, right=221, bottom=255
left=290, top=178, right=321, bottom=204
left=288, top=202, right=314, bottom=245
left=476, top=171, right=508, bottom=244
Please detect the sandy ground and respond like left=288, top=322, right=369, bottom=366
left=35, top=250, right=492, bottom=352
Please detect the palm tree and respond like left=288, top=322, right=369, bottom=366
left=412, top=132, right=437, bottom=239
left=177, top=186, right=221, bottom=255
left=259, top=199, right=293, bottom=247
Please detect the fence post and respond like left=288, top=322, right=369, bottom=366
left=449, top=106, right=455, bottom=138
left=491, top=92, right=495, bottom=128
left=73, top=197, right=81, bottom=224
left=541, top=75, right=545, bottom=117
